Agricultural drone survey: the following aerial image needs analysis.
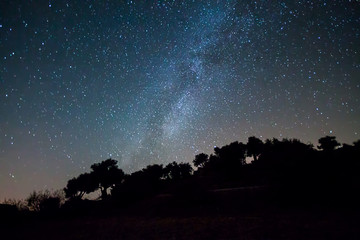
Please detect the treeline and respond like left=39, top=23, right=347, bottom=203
left=2, top=135, right=360, bottom=214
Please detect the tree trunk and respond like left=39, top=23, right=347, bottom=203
left=101, top=188, right=108, bottom=199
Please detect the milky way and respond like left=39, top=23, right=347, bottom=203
left=0, top=0, right=359, bottom=199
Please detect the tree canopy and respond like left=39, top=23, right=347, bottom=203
left=90, top=159, right=125, bottom=199
left=58, top=135, right=360, bottom=210
left=64, top=159, right=124, bottom=200
left=193, top=153, right=209, bottom=168
left=318, top=136, right=341, bottom=151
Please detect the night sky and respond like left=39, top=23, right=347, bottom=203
left=1, top=0, right=359, bottom=200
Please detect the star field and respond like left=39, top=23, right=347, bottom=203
left=0, top=0, right=359, bottom=199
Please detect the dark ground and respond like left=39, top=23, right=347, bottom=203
left=2, top=188, right=360, bottom=240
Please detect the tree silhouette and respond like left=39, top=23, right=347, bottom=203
left=246, top=136, right=264, bottom=161
left=214, top=141, right=247, bottom=166
left=193, top=153, right=209, bottom=168
left=57, top=135, right=360, bottom=211
left=164, top=162, right=193, bottom=181
left=64, top=172, right=98, bottom=199
left=353, top=140, right=360, bottom=149
left=140, top=164, right=164, bottom=182
left=318, top=136, right=340, bottom=151
left=90, top=159, right=125, bottom=199
left=112, top=164, right=164, bottom=201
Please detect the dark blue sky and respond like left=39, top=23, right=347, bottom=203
left=1, top=0, right=359, bottom=199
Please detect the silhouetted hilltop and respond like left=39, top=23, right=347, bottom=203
left=2, top=136, right=360, bottom=239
